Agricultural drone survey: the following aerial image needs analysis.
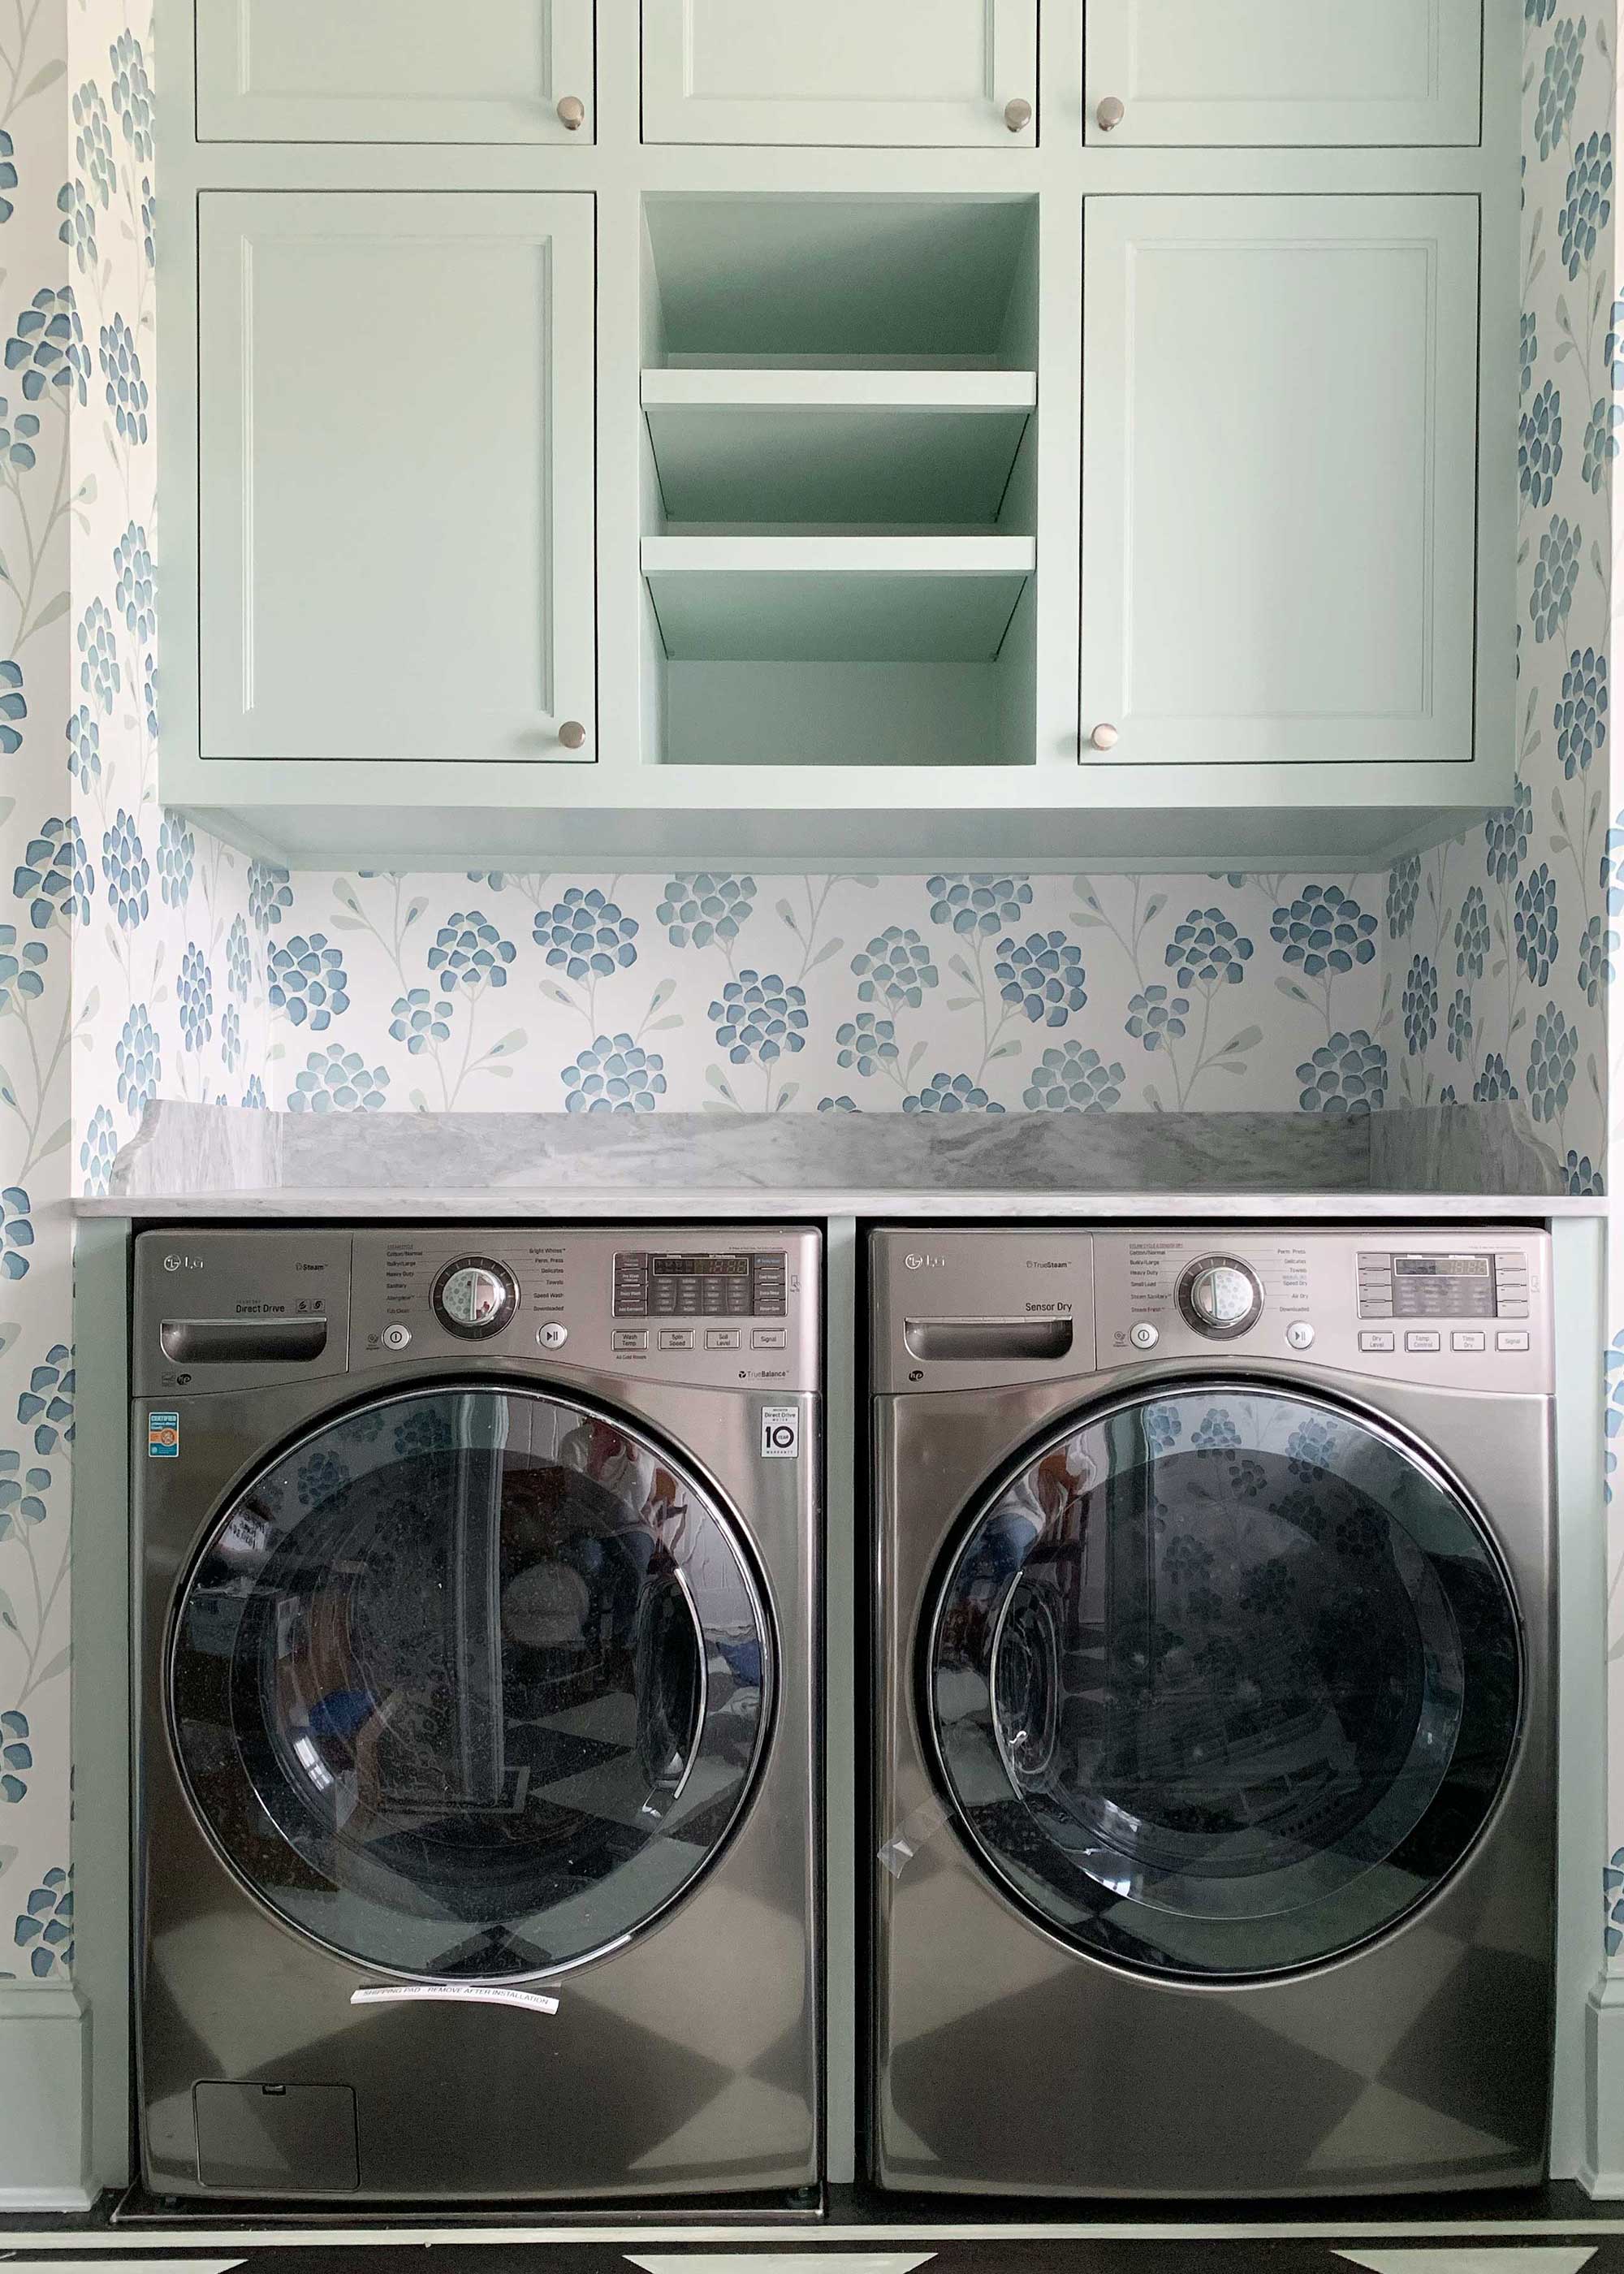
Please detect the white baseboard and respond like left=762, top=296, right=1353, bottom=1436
left=0, top=1983, right=91, bottom=2208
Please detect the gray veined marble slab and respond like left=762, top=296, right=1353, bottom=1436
left=74, top=1098, right=1594, bottom=1218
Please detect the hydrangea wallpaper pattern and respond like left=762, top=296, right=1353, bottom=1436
left=0, top=0, right=1613, bottom=2012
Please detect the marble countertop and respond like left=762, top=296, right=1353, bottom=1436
left=74, top=1100, right=1602, bottom=1219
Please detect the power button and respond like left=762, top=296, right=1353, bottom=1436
left=382, top=1323, right=412, bottom=1351
left=1129, top=1321, right=1160, bottom=1351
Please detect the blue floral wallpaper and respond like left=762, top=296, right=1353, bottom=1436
left=0, top=0, right=1611, bottom=1999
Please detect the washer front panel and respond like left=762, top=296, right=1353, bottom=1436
left=924, top=1378, right=1523, bottom=1980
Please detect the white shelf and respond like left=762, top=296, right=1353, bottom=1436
left=641, top=370, right=1037, bottom=410
left=641, top=537, right=1034, bottom=663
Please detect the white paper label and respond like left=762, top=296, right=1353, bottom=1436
left=760, top=1406, right=799, bottom=1459
left=350, top=1983, right=559, bottom=2016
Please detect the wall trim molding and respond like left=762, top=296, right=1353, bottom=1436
left=0, top=1983, right=91, bottom=2207
left=1582, top=1969, right=1624, bottom=2195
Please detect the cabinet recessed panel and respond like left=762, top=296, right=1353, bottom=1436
left=642, top=0, right=1036, bottom=145
left=198, top=193, right=595, bottom=763
left=1085, top=2, right=1481, bottom=145
left=197, top=0, right=594, bottom=143
left=1080, top=197, right=1479, bottom=768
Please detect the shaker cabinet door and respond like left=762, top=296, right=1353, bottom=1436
left=196, top=0, right=595, bottom=143
left=1084, top=2, right=1482, bottom=146
left=641, top=0, right=1037, bottom=146
left=1080, top=196, right=1479, bottom=769
left=197, top=193, right=596, bottom=765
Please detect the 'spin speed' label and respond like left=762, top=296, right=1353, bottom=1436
left=760, top=1406, right=799, bottom=1460
left=147, top=1411, right=180, bottom=1459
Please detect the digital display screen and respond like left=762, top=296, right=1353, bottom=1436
left=1395, top=1256, right=1492, bottom=1278
left=651, top=1255, right=750, bottom=1278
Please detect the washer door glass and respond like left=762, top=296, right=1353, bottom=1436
left=926, top=1382, right=1523, bottom=1979
left=170, top=1385, right=772, bottom=1981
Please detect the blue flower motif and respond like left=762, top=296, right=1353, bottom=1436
left=1560, top=132, right=1612, bottom=279
left=6, top=285, right=88, bottom=405
left=243, top=1074, right=266, bottom=1110
left=1401, top=955, right=1437, bottom=1055
left=925, top=874, right=1032, bottom=937
left=996, top=931, right=1086, bottom=1026
left=78, top=1103, right=117, bottom=1196
left=1518, top=378, right=1562, bottom=506
left=67, top=706, right=98, bottom=786
left=836, top=1012, right=899, bottom=1077
left=902, top=1072, right=1006, bottom=1115
left=115, top=1005, right=158, bottom=1114
left=563, top=1034, right=667, bottom=1113
left=389, top=988, right=451, bottom=1053
left=1583, top=396, right=1622, bottom=490
left=1384, top=857, right=1419, bottom=940
left=1527, top=1004, right=1578, bottom=1123
left=1579, top=913, right=1618, bottom=1005
left=0, top=924, right=45, bottom=1018
left=533, top=888, right=633, bottom=981
left=1023, top=1042, right=1124, bottom=1113
left=1191, top=1408, right=1242, bottom=1452
left=98, top=310, right=147, bottom=441
left=1521, top=310, right=1539, bottom=398
left=1486, top=781, right=1533, bottom=884
left=110, top=29, right=153, bottom=160
left=711, top=971, right=808, bottom=1065
left=1125, top=985, right=1188, bottom=1050
left=139, top=175, right=154, bottom=270
left=1535, top=18, right=1584, bottom=159
left=851, top=927, right=938, bottom=1010
left=817, top=1096, right=859, bottom=1113
left=1556, top=646, right=1607, bottom=776
left=1446, top=988, right=1472, bottom=1063
left=1473, top=1052, right=1518, bottom=1103
left=655, top=873, right=756, bottom=949
left=1167, top=906, right=1255, bottom=990
left=1527, top=0, right=1557, bottom=23
left=1532, top=517, right=1581, bottom=643
left=178, top=945, right=213, bottom=1052
left=19, top=1344, right=73, bottom=1458
left=73, top=82, right=114, bottom=205
left=100, top=808, right=148, bottom=928
left=1, top=1709, right=29, bottom=1805
left=1297, top=1031, right=1388, bottom=1116
left=1514, top=862, right=1559, bottom=984
left=1271, top=884, right=1377, bottom=978
left=296, top=1450, right=346, bottom=1508
left=0, top=396, right=37, bottom=472
left=0, top=659, right=24, bottom=759
left=58, top=178, right=95, bottom=274
left=113, top=521, right=154, bottom=646
left=14, top=1866, right=71, bottom=1978
left=1565, top=1150, right=1605, bottom=1197
left=288, top=1046, right=389, bottom=1113
left=221, top=1003, right=241, bottom=1074
left=15, top=816, right=90, bottom=928
left=155, top=813, right=193, bottom=908
left=1142, top=1406, right=1184, bottom=1454
left=268, top=932, right=348, bottom=1031
left=225, top=914, right=252, bottom=1000
left=247, top=860, right=292, bottom=933
left=76, top=598, right=119, bottom=712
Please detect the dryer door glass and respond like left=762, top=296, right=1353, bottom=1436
left=926, top=1381, right=1523, bottom=1978
left=169, top=1385, right=773, bottom=1980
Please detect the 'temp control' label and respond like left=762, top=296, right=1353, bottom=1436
left=760, top=1407, right=799, bottom=1460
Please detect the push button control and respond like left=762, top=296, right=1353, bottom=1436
left=1451, top=1330, right=1487, bottom=1352
left=1358, top=1330, right=1397, bottom=1352
left=1129, top=1321, right=1160, bottom=1351
left=1497, top=1330, right=1531, bottom=1352
left=381, top=1323, right=412, bottom=1351
left=1406, top=1330, right=1442, bottom=1353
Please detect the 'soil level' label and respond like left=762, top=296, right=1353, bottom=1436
left=146, top=1411, right=179, bottom=1459
left=760, top=1406, right=799, bottom=1460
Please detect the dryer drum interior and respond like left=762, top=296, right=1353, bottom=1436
left=167, top=1381, right=775, bottom=1983
left=924, top=1379, right=1525, bottom=1982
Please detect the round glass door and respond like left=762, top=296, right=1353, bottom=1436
left=926, top=1381, right=1522, bottom=1980
left=169, top=1384, right=773, bottom=1981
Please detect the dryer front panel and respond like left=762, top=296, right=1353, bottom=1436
left=920, top=1378, right=1522, bottom=1981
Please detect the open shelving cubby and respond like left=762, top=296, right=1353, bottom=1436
left=639, top=195, right=1039, bottom=771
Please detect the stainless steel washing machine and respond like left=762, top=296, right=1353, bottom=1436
left=871, top=1226, right=1554, bottom=2198
left=133, top=1225, right=820, bottom=2203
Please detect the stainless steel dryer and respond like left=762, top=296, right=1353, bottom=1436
left=133, top=1225, right=820, bottom=2203
left=871, top=1226, right=1555, bottom=2198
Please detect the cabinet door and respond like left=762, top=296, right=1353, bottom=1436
left=198, top=194, right=595, bottom=764
left=1084, top=2, right=1481, bottom=146
left=641, top=0, right=1036, bottom=146
left=197, top=0, right=595, bottom=144
left=1080, top=197, right=1479, bottom=768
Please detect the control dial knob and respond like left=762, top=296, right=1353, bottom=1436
left=431, top=1256, right=519, bottom=1339
left=1177, top=1254, right=1263, bottom=1341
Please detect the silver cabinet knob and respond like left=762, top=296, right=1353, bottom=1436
left=1090, top=722, right=1120, bottom=751
left=556, top=95, right=586, bottom=131
left=559, top=720, right=587, bottom=750
left=1096, top=95, right=1125, bottom=132
left=1004, top=97, right=1033, bottom=133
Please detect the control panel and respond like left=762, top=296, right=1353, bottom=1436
left=612, top=1248, right=787, bottom=1321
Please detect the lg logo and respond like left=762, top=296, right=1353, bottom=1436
left=904, top=1253, right=945, bottom=1272
left=162, top=1254, right=205, bottom=1273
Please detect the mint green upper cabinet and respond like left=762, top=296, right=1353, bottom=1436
left=1080, top=195, right=1479, bottom=769
left=197, top=193, right=595, bottom=765
left=1084, top=2, right=1482, bottom=146
left=195, top=0, right=595, bottom=143
left=641, top=0, right=1037, bottom=146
